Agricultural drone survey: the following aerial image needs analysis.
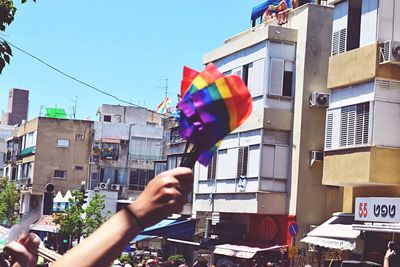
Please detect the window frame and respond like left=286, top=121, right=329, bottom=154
left=54, top=170, right=67, bottom=179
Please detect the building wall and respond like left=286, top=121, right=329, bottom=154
left=0, top=125, right=16, bottom=176
left=33, top=118, right=93, bottom=194
left=1, top=88, right=29, bottom=126
left=285, top=4, right=343, bottom=240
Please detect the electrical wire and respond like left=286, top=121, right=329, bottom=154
left=0, top=37, right=166, bottom=115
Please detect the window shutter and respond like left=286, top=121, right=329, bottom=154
left=340, top=103, right=369, bottom=148
left=207, top=155, right=217, bottom=180
left=355, top=102, right=369, bottom=145
left=274, top=145, right=289, bottom=179
left=269, top=58, right=284, bottom=96
left=332, top=30, right=339, bottom=56
left=339, top=28, right=347, bottom=54
left=325, top=112, right=334, bottom=149
left=237, top=146, right=249, bottom=177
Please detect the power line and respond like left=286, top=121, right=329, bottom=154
left=0, top=37, right=165, bottom=115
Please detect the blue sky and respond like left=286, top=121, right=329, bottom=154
left=1, top=1, right=260, bottom=120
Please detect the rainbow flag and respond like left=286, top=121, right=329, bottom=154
left=178, top=63, right=252, bottom=166
left=156, top=97, right=171, bottom=114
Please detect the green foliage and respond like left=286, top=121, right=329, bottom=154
left=0, top=177, right=19, bottom=226
left=54, top=190, right=110, bottom=243
left=118, top=253, right=131, bottom=264
left=168, top=255, right=186, bottom=265
left=0, top=0, right=36, bottom=73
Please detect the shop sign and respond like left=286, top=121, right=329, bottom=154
left=288, top=246, right=298, bottom=259
left=355, top=197, right=400, bottom=222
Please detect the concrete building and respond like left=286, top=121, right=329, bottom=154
left=3, top=117, right=94, bottom=215
left=318, top=0, right=400, bottom=263
left=191, top=3, right=343, bottom=265
left=1, top=88, right=29, bottom=126
left=0, top=125, right=16, bottom=176
left=91, top=104, right=163, bottom=201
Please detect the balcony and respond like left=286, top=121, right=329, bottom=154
left=328, top=43, right=400, bottom=89
left=323, top=146, right=400, bottom=187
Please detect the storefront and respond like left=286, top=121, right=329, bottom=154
left=301, top=213, right=363, bottom=266
left=208, top=214, right=293, bottom=266
left=352, top=197, right=400, bottom=264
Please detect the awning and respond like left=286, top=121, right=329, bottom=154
left=301, top=213, right=361, bottom=251
left=101, top=138, right=121, bottom=144
left=353, top=223, right=400, bottom=233
left=213, top=244, right=284, bottom=259
left=131, top=218, right=195, bottom=243
left=30, top=215, right=60, bottom=233
left=19, top=146, right=36, bottom=156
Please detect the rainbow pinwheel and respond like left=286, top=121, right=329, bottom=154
left=178, top=63, right=252, bottom=167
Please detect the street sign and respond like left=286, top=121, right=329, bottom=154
left=289, top=223, right=299, bottom=237
left=288, top=246, right=298, bottom=259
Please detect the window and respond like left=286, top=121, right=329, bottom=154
left=57, top=139, right=70, bottom=148
left=283, top=62, right=293, bottom=97
left=237, top=146, right=249, bottom=177
left=75, top=166, right=84, bottom=171
left=242, top=64, right=250, bottom=87
left=103, top=115, right=111, bottom=122
left=340, top=102, right=369, bottom=147
left=75, top=134, right=85, bottom=140
left=269, top=58, right=294, bottom=97
left=128, top=169, right=154, bottom=191
left=54, top=170, right=67, bottom=179
left=325, top=102, right=370, bottom=150
left=130, top=137, right=162, bottom=161
left=347, top=0, right=361, bottom=51
left=101, top=143, right=119, bottom=160
left=207, top=155, right=217, bottom=180
left=262, top=145, right=290, bottom=179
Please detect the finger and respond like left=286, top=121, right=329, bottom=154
left=164, top=167, right=193, bottom=182
left=4, top=241, right=29, bottom=266
left=22, top=234, right=40, bottom=253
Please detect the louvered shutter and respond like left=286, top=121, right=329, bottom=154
left=207, top=155, right=217, bottom=180
left=394, top=0, right=400, bottom=41
left=360, top=0, right=378, bottom=47
left=332, top=31, right=339, bottom=56
left=339, top=28, right=347, bottom=54
left=237, top=146, right=249, bottom=177
left=355, top=103, right=369, bottom=145
left=269, top=58, right=284, bottom=96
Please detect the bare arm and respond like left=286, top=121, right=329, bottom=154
left=383, top=247, right=395, bottom=267
left=52, top=167, right=193, bottom=267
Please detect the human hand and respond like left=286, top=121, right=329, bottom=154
left=4, top=233, right=40, bottom=267
left=128, top=167, right=193, bottom=228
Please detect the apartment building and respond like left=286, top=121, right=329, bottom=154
left=3, top=117, right=94, bottom=215
left=191, top=3, right=343, bottom=265
left=91, top=104, right=163, bottom=200
left=1, top=88, right=29, bottom=126
left=320, top=0, right=400, bottom=263
left=0, top=125, right=16, bottom=176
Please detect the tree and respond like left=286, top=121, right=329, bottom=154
left=54, top=190, right=110, bottom=246
left=0, top=0, right=35, bottom=73
left=0, top=177, right=19, bottom=226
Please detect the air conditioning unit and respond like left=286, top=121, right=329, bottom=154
left=309, top=92, right=329, bottom=107
left=99, top=182, right=108, bottom=190
left=21, top=185, right=28, bottom=190
left=110, top=184, right=121, bottom=191
left=310, top=151, right=324, bottom=166
left=15, top=184, right=22, bottom=190
left=381, top=40, right=400, bottom=64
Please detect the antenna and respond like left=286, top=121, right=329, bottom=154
left=70, top=96, right=78, bottom=119
left=157, top=78, right=169, bottom=100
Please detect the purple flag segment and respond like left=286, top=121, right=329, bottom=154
left=177, top=63, right=252, bottom=166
